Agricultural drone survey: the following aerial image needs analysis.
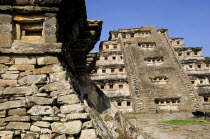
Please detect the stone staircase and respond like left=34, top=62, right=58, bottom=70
left=161, top=34, right=202, bottom=110
left=118, top=39, right=144, bottom=112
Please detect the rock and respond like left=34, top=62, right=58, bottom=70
left=19, top=71, right=32, bottom=77
left=0, top=14, right=12, bottom=24
left=33, top=65, right=62, bottom=74
left=0, top=80, right=17, bottom=87
left=27, top=105, right=54, bottom=115
left=31, top=116, right=42, bottom=121
left=44, top=81, right=71, bottom=92
left=15, top=57, right=36, bottom=65
left=79, top=129, right=97, bottom=139
left=40, top=128, right=52, bottom=134
left=3, top=86, right=36, bottom=95
left=6, top=122, right=31, bottom=130
left=30, top=125, right=41, bottom=132
left=34, top=121, right=50, bottom=128
left=0, top=100, right=25, bottom=110
left=51, top=121, right=82, bottom=135
left=50, top=89, right=74, bottom=97
left=8, top=108, right=26, bottom=115
left=55, top=134, right=66, bottom=139
left=18, top=74, right=47, bottom=85
left=23, top=134, right=37, bottom=139
left=0, top=64, right=8, bottom=73
left=6, top=71, right=20, bottom=74
left=26, top=96, right=54, bottom=105
left=8, top=65, right=34, bottom=71
left=37, top=56, right=59, bottom=65
left=50, top=71, right=66, bottom=82
left=0, top=131, right=14, bottom=136
left=60, top=104, right=85, bottom=114
left=66, top=113, right=90, bottom=121
left=1, top=74, right=19, bottom=80
left=39, top=134, right=56, bottom=139
left=42, top=116, right=59, bottom=121
left=1, top=135, right=13, bottom=139
left=58, top=94, right=80, bottom=104
left=2, top=115, right=30, bottom=122
left=82, top=121, right=94, bottom=129
left=0, top=56, right=11, bottom=63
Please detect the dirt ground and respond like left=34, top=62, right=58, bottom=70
left=125, top=112, right=210, bottom=139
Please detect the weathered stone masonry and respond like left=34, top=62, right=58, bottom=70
left=93, top=26, right=206, bottom=113
left=0, top=0, right=141, bottom=139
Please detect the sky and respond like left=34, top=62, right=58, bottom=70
left=85, top=0, right=210, bottom=57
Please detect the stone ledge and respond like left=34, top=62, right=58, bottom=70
left=0, top=42, right=62, bottom=54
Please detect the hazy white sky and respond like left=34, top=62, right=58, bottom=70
left=86, top=0, right=210, bottom=57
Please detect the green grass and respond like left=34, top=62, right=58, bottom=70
left=161, top=118, right=210, bottom=125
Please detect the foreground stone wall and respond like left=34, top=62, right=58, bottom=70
left=0, top=55, right=103, bottom=138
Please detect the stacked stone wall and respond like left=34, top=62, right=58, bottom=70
left=0, top=55, right=103, bottom=139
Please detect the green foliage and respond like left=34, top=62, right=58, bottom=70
left=205, top=57, right=210, bottom=60
left=161, top=118, right=210, bottom=125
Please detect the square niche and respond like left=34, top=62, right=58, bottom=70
left=13, top=15, right=44, bottom=42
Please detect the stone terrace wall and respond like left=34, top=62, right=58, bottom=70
left=0, top=55, right=106, bottom=138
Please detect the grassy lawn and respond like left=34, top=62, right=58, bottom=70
left=161, top=118, right=210, bottom=125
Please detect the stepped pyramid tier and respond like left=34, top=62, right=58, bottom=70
left=92, top=25, right=209, bottom=113
left=0, top=1, right=141, bottom=139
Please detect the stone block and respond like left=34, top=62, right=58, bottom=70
left=40, top=128, right=52, bottom=134
left=2, top=115, right=30, bottom=122
left=55, top=134, right=66, bottom=139
left=82, top=121, right=94, bottom=129
left=66, top=113, right=90, bottom=121
left=6, top=122, right=30, bottom=130
left=44, top=35, right=57, bottom=43
left=37, top=56, right=59, bottom=65
left=51, top=121, right=82, bottom=135
left=19, top=71, right=32, bottom=77
left=0, top=100, right=25, bottom=110
left=50, top=71, right=66, bottom=82
left=42, top=116, right=59, bottom=121
left=30, top=125, right=41, bottom=132
left=0, top=33, right=12, bottom=48
left=0, top=14, right=12, bottom=24
left=23, top=134, right=37, bottom=139
left=0, top=25, right=12, bottom=33
left=3, top=86, right=36, bottom=95
left=79, top=129, right=97, bottom=139
left=0, top=56, right=11, bottom=63
left=18, top=74, right=47, bottom=85
left=6, top=71, right=20, bottom=74
left=0, top=80, right=17, bottom=87
left=58, top=94, right=80, bottom=104
left=33, top=65, right=62, bottom=74
left=39, top=134, right=56, bottom=139
left=8, top=108, right=26, bottom=115
left=1, top=74, right=19, bottom=80
left=27, top=105, right=54, bottom=115
left=34, top=121, right=50, bottom=128
left=8, top=65, right=35, bottom=71
left=50, top=89, right=74, bottom=97
left=15, top=57, right=36, bottom=65
left=26, top=96, right=54, bottom=105
left=44, top=81, right=71, bottom=92
left=60, top=104, right=85, bottom=114
left=0, top=64, right=8, bottom=73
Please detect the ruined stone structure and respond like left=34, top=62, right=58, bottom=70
left=0, top=1, right=141, bottom=139
left=93, top=26, right=208, bottom=113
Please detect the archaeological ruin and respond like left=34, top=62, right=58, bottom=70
left=0, top=0, right=142, bottom=139
left=92, top=26, right=210, bottom=113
